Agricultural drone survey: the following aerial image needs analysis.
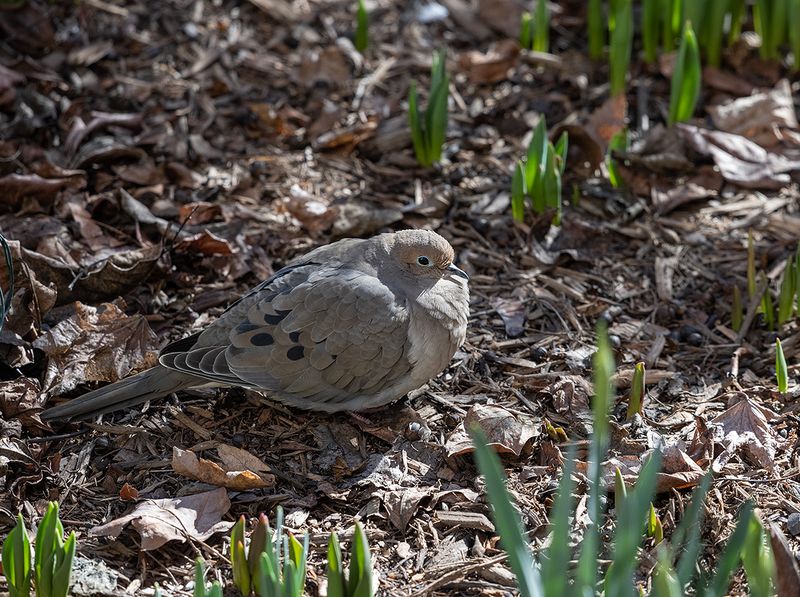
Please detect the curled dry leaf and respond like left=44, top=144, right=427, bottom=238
left=710, top=393, right=779, bottom=471
left=173, top=230, right=234, bottom=256
left=34, top=301, right=159, bottom=397
left=383, top=487, right=432, bottom=531
left=446, top=404, right=538, bottom=457
left=492, top=297, right=526, bottom=338
left=89, top=487, right=232, bottom=551
left=0, top=173, right=86, bottom=212
left=172, top=446, right=275, bottom=490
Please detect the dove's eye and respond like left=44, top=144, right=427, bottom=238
left=417, top=256, right=432, bottom=266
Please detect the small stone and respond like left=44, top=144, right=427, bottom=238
left=788, top=512, right=800, bottom=536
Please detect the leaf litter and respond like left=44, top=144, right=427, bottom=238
left=0, top=0, right=798, bottom=595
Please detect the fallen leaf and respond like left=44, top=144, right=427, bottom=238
left=708, top=79, right=798, bottom=146
left=174, top=230, right=234, bottom=256
left=458, top=39, right=519, bottom=84
left=492, top=297, right=526, bottom=338
left=0, top=173, right=86, bottom=212
left=33, top=301, right=159, bottom=396
left=178, top=202, right=223, bottom=225
left=296, top=46, right=350, bottom=88
left=172, top=446, right=275, bottom=490
left=679, top=124, right=800, bottom=189
left=447, top=404, right=538, bottom=457
left=383, top=487, right=432, bottom=531
left=89, top=488, right=232, bottom=550
left=710, top=393, right=780, bottom=470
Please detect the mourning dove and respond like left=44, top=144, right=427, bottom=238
left=41, top=229, right=470, bottom=420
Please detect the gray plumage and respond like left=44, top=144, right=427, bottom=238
left=41, top=230, right=470, bottom=420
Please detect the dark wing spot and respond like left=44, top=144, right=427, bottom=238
left=251, top=333, right=275, bottom=346
left=289, top=331, right=301, bottom=343
left=236, top=322, right=260, bottom=334
left=287, top=345, right=305, bottom=361
left=264, top=309, right=291, bottom=325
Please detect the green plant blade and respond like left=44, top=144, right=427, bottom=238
left=51, top=531, right=76, bottom=597
left=652, top=552, right=683, bottom=597
left=541, top=447, right=576, bottom=597
left=704, top=0, right=729, bottom=67
left=790, top=0, right=800, bottom=70
left=731, top=286, right=743, bottom=332
left=588, top=0, right=605, bottom=59
left=511, top=161, right=527, bottom=223
left=609, top=0, right=633, bottom=96
left=554, top=131, right=568, bottom=176
left=326, top=532, right=346, bottom=597
left=2, top=514, right=32, bottom=597
left=704, top=500, right=755, bottom=596
left=520, top=12, right=533, bottom=49
left=740, top=512, right=776, bottom=597
left=576, top=322, right=614, bottom=596
left=35, top=502, right=62, bottom=597
left=606, top=128, right=628, bottom=188
left=349, top=522, right=375, bottom=597
left=354, top=0, right=368, bottom=53
left=776, top=338, right=789, bottom=394
left=626, top=361, right=645, bottom=419
left=642, top=0, right=659, bottom=63
left=778, top=261, right=795, bottom=325
left=604, top=451, right=662, bottom=597
left=674, top=471, right=713, bottom=587
left=533, top=0, right=549, bottom=52
left=194, top=559, right=207, bottom=597
left=425, top=51, right=448, bottom=164
left=526, top=117, right=548, bottom=191
left=470, top=426, right=543, bottom=597
left=668, top=21, right=701, bottom=126
left=407, top=82, right=429, bottom=167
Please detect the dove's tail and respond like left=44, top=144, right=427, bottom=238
left=40, top=366, right=201, bottom=421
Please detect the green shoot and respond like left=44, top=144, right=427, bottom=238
left=609, top=0, right=633, bottom=96
left=607, top=128, right=628, bottom=188
left=408, top=50, right=449, bottom=167
left=728, top=0, right=746, bottom=45
left=760, top=272, right=775, bottom=331
left=34, top=502, right=76, bottom=597
left=776, top=338, right=788, bottom=395
left=626, top=361, right=645, bottom=419
left=520, top=12, right=533, bottom=50
left=511, top=161, right=526, bottom=223
left=511, top=118, right=567, bottom=224
left=2, top=514, right=32, bottom=597
left=642, top=0, right=659, bottom=63
left=588, top=0, right=605, bottom=59
left=790, top=0, right=800, bottom=70
left=354, top=0, right=368, bottom=54
left=230, top=516, right=251, bottom=596
left=647, top=503, right=664, bottom=544
left=704, top=0, right=729, bottom=67
left=777, top=259, right=795, bottom=325
left=193, top=559, right=224, bottom=597
left=731, top=286, right=743, bottom=332
left=740, top=511, right=776, bottom=597
left=327, top=522, right=375, bottom=597
left=661, top=0, right=681, bottom=52
left=533, top=0, right=549, bottom=52
left=754, top=0, right=788, bottom=60
left=668, top=21, right=701, bottom=126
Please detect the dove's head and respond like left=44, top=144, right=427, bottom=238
left=385, top=230, right=469, bottom=283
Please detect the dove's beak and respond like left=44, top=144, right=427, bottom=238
left=447, top=263, right=470, bottom=281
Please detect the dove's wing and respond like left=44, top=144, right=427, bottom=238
left=158, top=263, right=414, bottom=411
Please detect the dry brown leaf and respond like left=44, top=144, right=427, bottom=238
left=458, top=39, right=519, bottom=84
left=447, top=404, right=538, bottom=457
left=769, top=523, right=800, bottom=596
left=0, top=173, right=86, bottom=212
left=173, top=230, right=234, bottom=256
left=172, top=446, right=275, bottom=490
left=296, top=46, right=350, bottom=88
left=33, top=300, right=159, bottom=396
left=383, top=487, right=432, bottom=531
left=708, top=79, right=798, bottom=146
left=711, top=394, right=780, bottom=470
left=89, top=488, right=232, bottom=551
left=492, top=297, right=526, bottom=338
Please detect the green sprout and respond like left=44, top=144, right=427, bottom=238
left=588, top=0, right=605, bottom=59
left=641, top=0, right=659, bottom=63
left=606, top=128, right=628, bottom=188
left=520, top=12, right=533, bottom=49
left=760, top=271, right=775, bottom=331
left=354, top=0, right=368, bottom=54
left=469, top=323, right=779, bottom=597
left=731, top=286, right=743, bottom=332
left=626, top=361, right=645, bottom=419
left=777, top=258, right=796, bottom=325
left=754, top=0, right=788, bottom=61
left=668, top=21, right=701, bottom=126
left=34, top=503, right=76, bottom=597
left=2, top=514, right=32, bottom=597
left=728, top=0, right=746, bottom=45
left=747, top=230, right=757, bottom=299
left=661, top=0, right=682, bottom=52
left=776, top=338, right=788, bottom=395
left=790, top=0, right=800, bottom=70
left=408, top=50, right=449, bottom=168
left=327, top=522, right=375, bottom=597
left=703, top=0, right=729, bottom=67
left=227, top=507, right=308, bottom=597
left=511, top=118, right=567, bottom=224
left=520, top=0, right=549, bottom=52
left=609, top=0, right=633, bottom=96
left=194, top=559, right=223, bottom=597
